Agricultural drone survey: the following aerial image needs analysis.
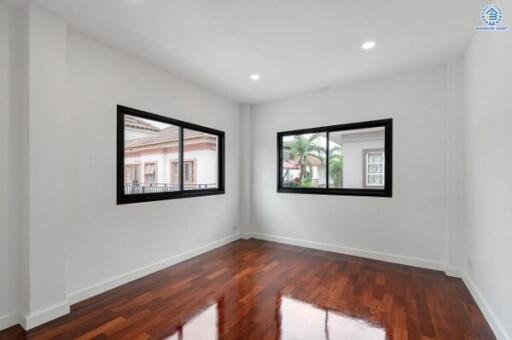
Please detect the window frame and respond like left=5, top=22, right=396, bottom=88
left=277, top=118, right=392, bottom=197
left=117, top=105, right=225, bottom=204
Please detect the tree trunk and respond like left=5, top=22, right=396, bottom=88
left=300, top=164, right=307, bottom=181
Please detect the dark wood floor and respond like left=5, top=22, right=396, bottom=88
left=0, top=239, right=495, bottom=340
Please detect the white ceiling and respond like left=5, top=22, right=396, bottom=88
left=30, top=0, right=483, bottom=103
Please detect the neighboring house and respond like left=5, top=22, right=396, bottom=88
left=282, top=156, right=326, bottom=187
left=124, top=115, right=218, bottom=194
left=331, top=128, right=385, bottom=189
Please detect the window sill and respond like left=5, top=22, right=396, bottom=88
left=277, top=187, right=392, bottom=197
left=117, top=189, right=225, bottom=205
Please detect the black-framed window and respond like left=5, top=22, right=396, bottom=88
left=117, top=105, right=225, bottom=204
left=277, top=119, right=392, bottom=197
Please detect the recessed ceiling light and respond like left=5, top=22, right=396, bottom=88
left=361, top=41, right=376, bottom=50
left=250, top=74, right=261, bottom=81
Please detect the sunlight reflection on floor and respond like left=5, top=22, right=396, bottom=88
left=280, top=296, right=386, bottom=340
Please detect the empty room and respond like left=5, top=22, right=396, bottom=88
left=0, top=0, right=510, bottom=339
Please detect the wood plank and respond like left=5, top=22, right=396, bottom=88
left=0, top=239, right=496, bottom=339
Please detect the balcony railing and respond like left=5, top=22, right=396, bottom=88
left=282, top=180, right=327, bottom=188
left=125, top=183, right=217, bottom=194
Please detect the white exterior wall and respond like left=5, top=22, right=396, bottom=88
left=342, top=140, right=384, bottom=188
left=316, top=167, right=326, bottom=186
left=184, top=150, right=218, bottom=185
left=125, top=149, right=217, bottom=185
left=141, top=153, right=169, bottom=183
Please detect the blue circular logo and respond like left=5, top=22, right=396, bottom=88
left=481, top=4, right=503, bottom=26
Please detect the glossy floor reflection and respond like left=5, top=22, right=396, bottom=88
left=159, top=295, right=387, bottom=340
left=279, top=296, right=386, bottom=340
left=0, top=239, right=495, bottom=339
left=164, top=303, right=218, bottom=340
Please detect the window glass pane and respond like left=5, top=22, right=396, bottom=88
left=183, top=128, right=219, bottom=190
left=368, top=152, right=383, bottom=163
left=368, top=164, right=382, bottom=174
left=124, top=114, right=180, bottom=194
left=144, top=162, right=157, bottom=184
left=368, top=174, right=383, bottom=185
left=328, top=126, right=385, bottom=189
left=282, top=133, right=327, bottom=188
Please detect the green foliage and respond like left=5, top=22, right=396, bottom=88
left=329, top=145, right=343, bottom=187
left=301, top=178, right=313, bottom=187
left=283, top=134, right=326, bottom=182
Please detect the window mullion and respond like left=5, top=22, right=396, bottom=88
left=326, top=131, right=330, bottom=189
left=179, top=126, right=184, bottom=191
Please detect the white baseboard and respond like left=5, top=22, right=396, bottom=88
left=248, top=232, right=446, bottom=272
left=0, top=312, right=21, bottom=331
left=1, top=234, right=241, bottom=331
left=67, top=233, right=241, bottom=304
left=239, top=232, right=252, bottom=240
left=445, top=266, right=463, bottom=278
left=462, top=274, right=510, bottom=340
left=20, top=300, right=70, bottom=330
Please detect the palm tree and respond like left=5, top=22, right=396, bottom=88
left=283, top=134, right=326, bottom=184
left=329, top=147, right=343, bottom=188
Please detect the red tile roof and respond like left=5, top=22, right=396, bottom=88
left=125, top=115, right=160, bottom=132
left=283, top=160, right=300, bottom=169
left=125, top=126, right=211, bottom=148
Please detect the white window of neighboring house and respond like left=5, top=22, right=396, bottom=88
left=184, top=161, right=195, bottom=184
left=144, top=162, right=157, bottom=184
left=125, top=164, right=140, bottom=184
left=364, top=150, right=384, bottom=188
left=170, top=160, right=195, bottom=185
left=170, top=161, right=180, bottom=185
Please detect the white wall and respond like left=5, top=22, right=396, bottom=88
left=65, top=30, right=241, bottom=297
left=0, top=3, right=242, bottom=330
left=239, top=104, right=253, bottom=235
left=0, top=4, right=25, bottom=329
left=251, top=67, right=452, bottom=268
left=25, top=5, right=69, bottom=323
left=446, top=58, right=465, bottom=274
left=464, top=1, right=512, bottom=337
left=0, top=3, right=22, bottom=328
